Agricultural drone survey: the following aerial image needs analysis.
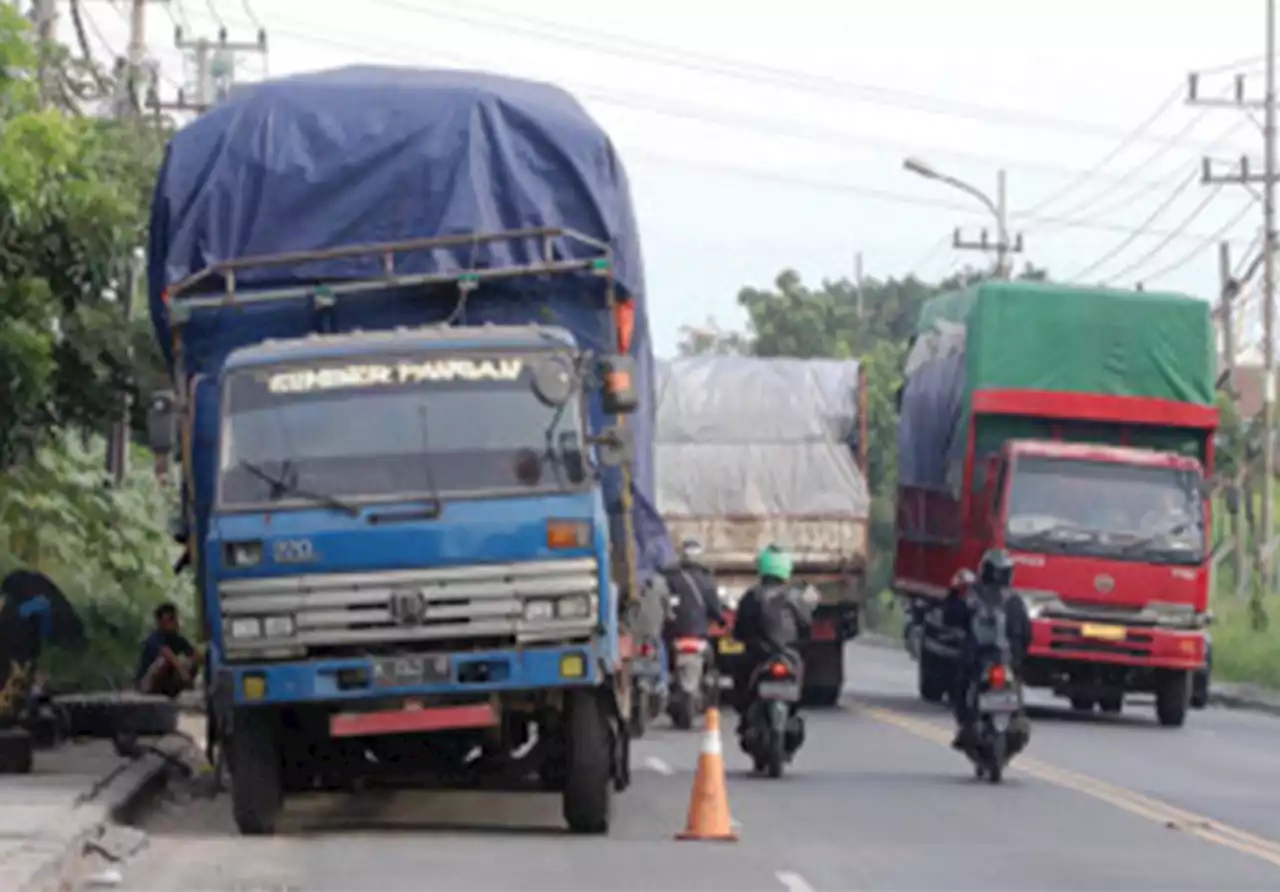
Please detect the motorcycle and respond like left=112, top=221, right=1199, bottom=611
left=738, top=650, right=805, bottom=778
left=629, top=636, right=669, bottom=739
left=668, top=636, right=715, bottom=730
left=958, top=598, right=1027, bottom=784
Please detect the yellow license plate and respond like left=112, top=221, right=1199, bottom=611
left=1080, top=623, right=1127, bottom=642
left=718, top=638, right=745, bottom=655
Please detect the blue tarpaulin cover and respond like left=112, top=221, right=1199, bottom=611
left=146, top=65, right=671, bottom=575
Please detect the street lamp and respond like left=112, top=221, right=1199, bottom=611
left=902, top=157, right=1010, bottom=278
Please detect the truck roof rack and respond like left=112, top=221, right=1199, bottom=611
left=163, top=226, right=616, bottom=326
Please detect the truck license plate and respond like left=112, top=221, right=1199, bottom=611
left=757, top=681, right=801, bottom=702
left=372, top=654, right=452, bottom=688
left=1080, top=623, right=1127, bottom=642
left=978, top=689, right=1019, bottom=713
left=719, top=638, right=745, bottom=655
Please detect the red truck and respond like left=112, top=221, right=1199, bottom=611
left=895, top=281, right=1217, bottom=728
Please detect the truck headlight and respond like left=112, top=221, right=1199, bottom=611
left=223, top=540, right=263, bottom=568
left=262, top=615, right=295, bottom=637
left=556, top=596, right=592, bottom=620
left=227, top=618, right=262, bottom=639
left=524, top=600, right=555, bottom=622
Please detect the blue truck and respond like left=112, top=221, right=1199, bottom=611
left=143, top=66, right=672, bottom=836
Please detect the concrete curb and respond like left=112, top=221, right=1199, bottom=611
left=1207, top=681, right=1280, bottom=718
left=15, top=733, right=202, bottom=892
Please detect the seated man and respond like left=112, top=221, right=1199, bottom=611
left=136, top=602, right=201, bottom=699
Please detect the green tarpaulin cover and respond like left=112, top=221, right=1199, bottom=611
left=899, top=281, right=1215, bottom=491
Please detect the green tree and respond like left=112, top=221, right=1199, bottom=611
left=0, top=7, right=169, bottom=468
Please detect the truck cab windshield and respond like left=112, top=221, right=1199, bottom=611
left=217, top=351, right=586, bottom=509
left=1003, top=455, right=1204, bottom=565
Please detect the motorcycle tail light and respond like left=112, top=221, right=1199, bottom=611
left=639, top=643, right=655, bottom=658
left=768, top=661, right=791, bottom=679
left=988, top=664, right=1008, bottom=689
left=674, top=637, right=704, bottom=654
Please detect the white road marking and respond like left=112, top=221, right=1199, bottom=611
left=643, top=756, right=675, bottom=775
left=776, top=870, right=816, bottom=892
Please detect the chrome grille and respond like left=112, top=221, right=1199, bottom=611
left=220, top=557, right=599, bottom=653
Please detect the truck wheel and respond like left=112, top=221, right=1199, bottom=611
left=1190, top=668, right=1210, bottom=709
left=562, top=689, right=612, bottom=835
left=1069, top=697, right=1096, bottom=713
left=628, top=684, right=648, bottom=739
left=808, top=685, right=842, bottom=708
left=0, top=729, right=33, bottom=774
left=1155, top=671, right=1191, bottom=728
left=1099, top=696, right=1122, bottom=715
left=918, top=649, right=947, bottom=704
left=230, top=708, right=283, bottom=835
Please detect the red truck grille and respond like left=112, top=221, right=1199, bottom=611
left=1047, top=623, right=1155, bottom=659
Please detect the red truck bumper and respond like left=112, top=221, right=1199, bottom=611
left=1028, top=617, right=1206, bottom=671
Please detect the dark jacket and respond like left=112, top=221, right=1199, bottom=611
left=662, top=561, right=724, bottom=638
left=732, top=581, right=813, bottom=659
left=949, top=584, right=1031, bottom=674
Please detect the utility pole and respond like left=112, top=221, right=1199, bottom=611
left=1220, top=241, right=1249, bottom=593
left=33, top=0, right=57, bottom=108
left=951, top=170, right=1024, bottom=279
left=149, top=26, right=268, bottom=115
left=1188, top=1, right=1278, bottom=582
left=854, top=250, right=864, bottom=318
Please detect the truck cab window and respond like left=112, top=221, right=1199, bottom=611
left=1004, top=456, right=1204, bottom=565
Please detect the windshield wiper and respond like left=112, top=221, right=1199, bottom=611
left=1011, top=522, right=1098, bottom=550
left=1116, top=522, right=1199, bottom=557
left=238, top=459, right=362, bottom=517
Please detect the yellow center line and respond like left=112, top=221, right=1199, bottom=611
left=858, top=703, right=1280, bottom=870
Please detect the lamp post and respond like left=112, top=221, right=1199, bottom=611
left=904, top=158, right=1011, bottom=279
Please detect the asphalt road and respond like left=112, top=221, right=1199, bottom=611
left=116, top=640, right=1280, bottom=891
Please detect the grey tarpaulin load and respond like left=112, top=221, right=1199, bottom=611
left=654, top=357, right=870, bottom=519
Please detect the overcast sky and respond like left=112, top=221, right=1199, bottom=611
left=69, top=0, right=1270, bottom=357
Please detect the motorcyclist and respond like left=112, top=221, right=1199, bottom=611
left=661, top=539, right=725, bottom=646
left=948, top=549, right=1031, bottom=751
left=730, top=545, right=813, bottom=731
left=937, top=568, right=977, bottom=699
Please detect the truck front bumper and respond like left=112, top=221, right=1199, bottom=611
left=219, top=642, right=602, bottom=707
left=1028, top=618, right=1206, bottom=671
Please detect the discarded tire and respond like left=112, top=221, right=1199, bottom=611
left=55, top=692, right=179, bottom=740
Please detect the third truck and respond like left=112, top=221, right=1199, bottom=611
left=655, top=357, right=869, bottom=706
left=896, top=281, right=1217, bottom=727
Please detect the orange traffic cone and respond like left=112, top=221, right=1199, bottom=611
left=675, top=707, right=738, bottom=842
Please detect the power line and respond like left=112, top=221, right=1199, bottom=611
left=240, top=0, right=261, bottom=29
left=1136, top=199, right=1256, bottom=283
left=1016, top=86, right=1185, bottom=218
left=366, top=0, right=1229, bottom=148
left=1101, top=187, right=1231, bottom=283
left=1068, top=170, right=1201, bottom=280
left=1023, top=113, right=1244, bottom=226
left=204, top=0, right=222, bottom=27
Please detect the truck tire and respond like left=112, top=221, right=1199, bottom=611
left=1190, top=667, right=1210, bottom=709
left=230, top=708, right=283, bottom=835
left=1098, top=696, right=1123, bottom=715
left=918, top=649, right=947, bottom=704
left=0, top=729, right=33, bottom=775
left=1069, top=697, right=1096, bottom=713
left=1155, top=671, right=1191, bottom=728
left=562, top=689, right=612, bottom=835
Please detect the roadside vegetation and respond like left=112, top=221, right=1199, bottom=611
left=0, top=9, right=184, bottom=688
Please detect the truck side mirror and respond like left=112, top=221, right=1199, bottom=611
left=593, top=425, right=635, bottom=468
left=147, top=390, right=177, bottom=455
left=598, top=355, right=638, bottom=415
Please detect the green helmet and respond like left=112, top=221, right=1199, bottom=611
left=757, top=544, right=793, bottom=582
